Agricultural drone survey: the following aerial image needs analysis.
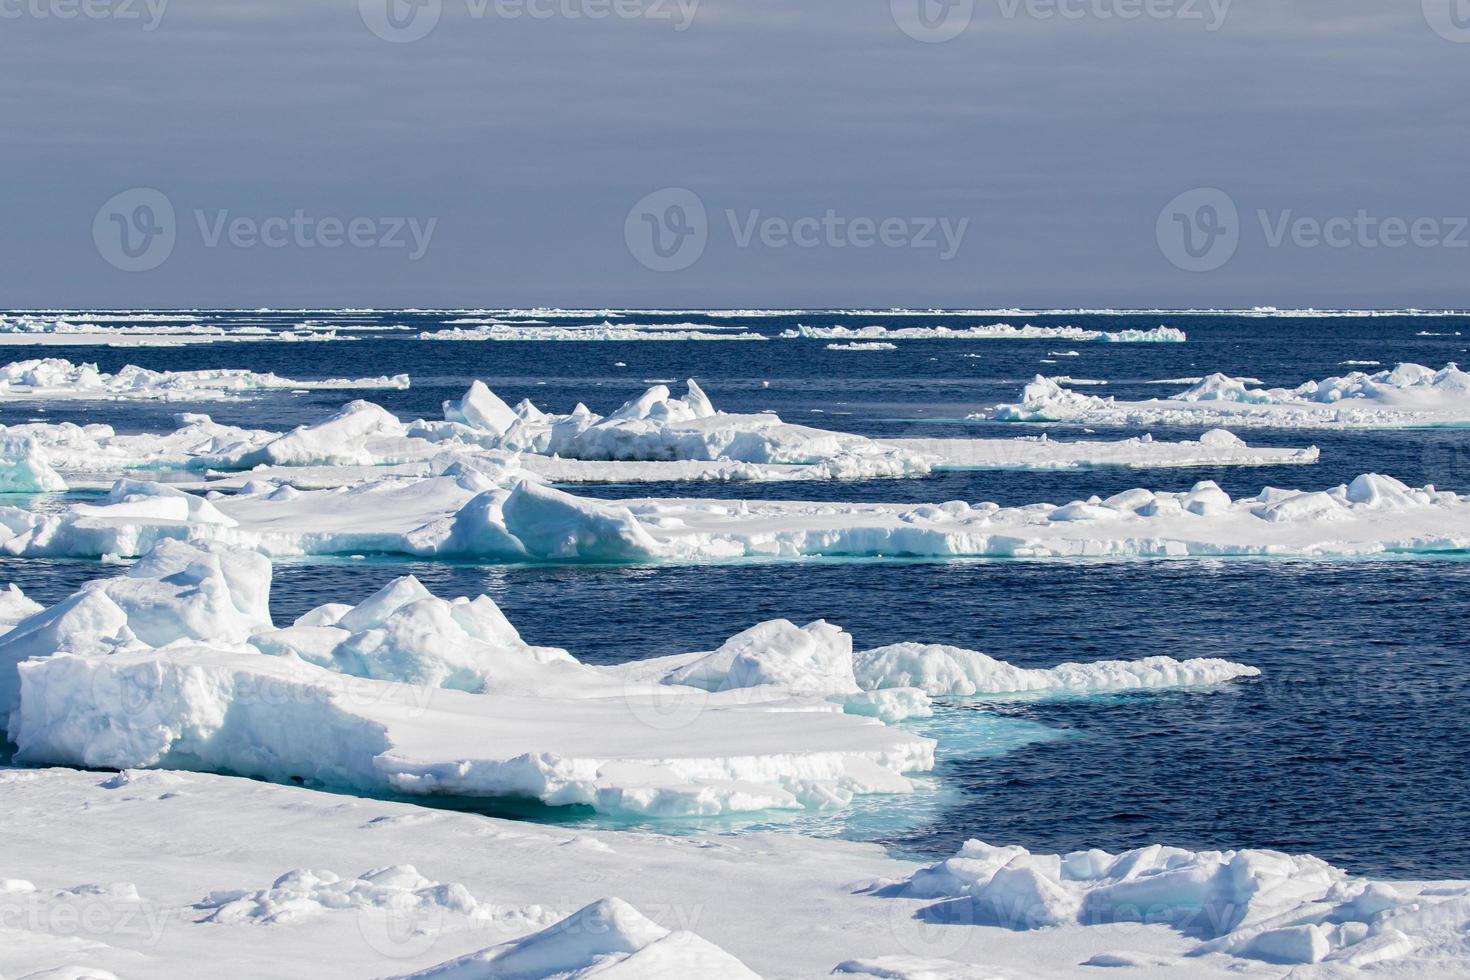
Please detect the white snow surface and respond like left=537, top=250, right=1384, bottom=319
left=3, top=767, right=1467, bottom=979
left=889, top=838, right=1470, bottom=969
left=0, top=358, right=408, bottom=402
left=985, top=363, right=1470, bottom=428
left=419, top=322, right=766, bottom=342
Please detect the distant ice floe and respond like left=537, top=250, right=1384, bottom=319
left=826, top=342, right=898, bottom=351
left=0, top=380, right=1314, bottom=491
left=781, top=324, right=1187, bottom=343
left=0, top=470, right=1454, bottom=563
left=419, top=321, right=766, bottom=342
left=0, top=315, right=355, bottom=346
left=885, top=838, right=1470, bottom=969
left=1, top=542, right=1252, bottom=816
left=985, top=363, right=1470, bottom=428
left=0, top=358, right=409, bottom=403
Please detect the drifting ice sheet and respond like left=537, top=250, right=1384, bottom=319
left=0, top=358, right=409, bottom=402
left=2, top=471, right=1462, bottom=563
left=985, top=363, right=1470, bottom=428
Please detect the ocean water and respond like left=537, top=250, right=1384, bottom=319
left=3, top=310, right=1469, bottom=878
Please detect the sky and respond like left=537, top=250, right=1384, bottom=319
left=1, top=0, right=1467, bottom=309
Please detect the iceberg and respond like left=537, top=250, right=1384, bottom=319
left=0, top=358, right=409, bottom=402
left=985, top=363, right=1470, bottom=428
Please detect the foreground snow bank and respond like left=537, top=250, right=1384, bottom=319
left=0, top=358, right=408, bottom=402
left=889, top=839, right=1470, bottom=968
left=781, top=324, right=1186, bottom=343
left=8, top=767, right=1467, bottom=979
left=398, top=897, right=760, bottom=979
left=987, top=363, right=1470, bottom=428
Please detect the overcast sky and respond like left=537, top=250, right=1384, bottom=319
left=1, top=0, right=1466, bottom=308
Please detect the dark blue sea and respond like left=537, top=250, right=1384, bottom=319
left=3, top=310, right=1468, bottom=878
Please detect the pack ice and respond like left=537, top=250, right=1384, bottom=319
left=0, top=379, right=1314, bottom=493
left=1, top=541, right=1255, bottom=818
left=2, top=469, right=1463, bottom=563
left=781, top=324, right=1187, bottom=343
left=886, top=838, right=1470, bottom=969
left=986, top=363, right=1470, bottom=428
left=0, top=358, right=409, bottom=402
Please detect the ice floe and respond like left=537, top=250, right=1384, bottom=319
left=985, top=363, right=1470, bottom=428
left=780, top=324, right=1187, bottom=343
left=0, top=381, right=1316, bottom=493
left=886, top=838, right=1470, bottom=968
left=0, top=315, right=354, bottom=347
left=1, top=470, right=1454, bottom=563
left=0, top=358, right=409, bottom=402
left=2, top=542, right=1255, bottom=818
left=419, top=322, right=766, bottom=342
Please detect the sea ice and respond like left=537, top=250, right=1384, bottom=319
left=780, top=324, right=1186, bottom=343
left=0, top=358, right=409, bottom=402
left=396, top=897, right=761, bottom=978
left=985, top=363, right=1470, bottom=428
left=888, top=838, right=1470, bottom=968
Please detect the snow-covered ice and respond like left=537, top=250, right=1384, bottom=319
left=0, top=381, right=1315, bottom=493
left=0, top=358, right=409, bottom=403
left=781, top=324, right=1187, bottom=343
left=2, top=470, right=1459, bottom=563
left=886, top=838, right=1470, bottom=969
left=419, top=322, right=766, bottom=342
left=985, top=363, right=1470, bottom=428
left=1, top=542, right=1256, bottom=819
